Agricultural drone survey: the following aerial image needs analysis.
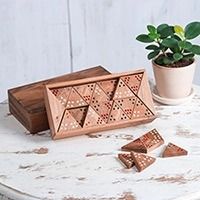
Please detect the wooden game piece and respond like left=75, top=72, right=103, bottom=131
left=91, top=100, right=113, bottom=123
left=44, top=70, right=156, bottom=139
left=91, top=83, right=110, bottom=103
left=98, top=79, right=118, bottom=100
left=83, top=106, right=105, bottom=127
left=116, top=96, right=137, bottom=118
left=139, top=129, right=164, bottom=152
left=131, top=151, right=156, bottom=172
left=8, top=66, right=110, bottom=134
left=121, top=129, right=164, bottom=153
left=121, top=73, right=143, bottom=95
left=118, top=153, right=135, bottom=169
left=131, top=98, right=154, bottom=119
left=74, top=83, right=95, bottom=104
left=68, top=106, right=88, bottom=127
left=162, top=143, right=188, bottom=158
left=108, top=101, right=129, bottom=123
left=113, top=79, right=135, bottom=99
left=46, top=89, right=66, bottom=132
left=51, top=87, right=71, bottom=107
left=121, top=138, right=147, bottom=153
left=58, top=109, right=81, bottom=132
left=66, top=88, right=87, bottom=108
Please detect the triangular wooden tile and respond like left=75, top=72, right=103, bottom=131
left=121, top=73, right=143, bottom=95
left=131, top=151, right=156, bottom=172
left=66, top=88, right=87, bottom=109
left=121, top=138, right=146, bottom=153
left=83, top=106, right=105, bottom=127
left=115, top=96, right=137, bottom=118
left=58, top=109, right=81, bottom=132
left=131, top=98, right=154, bottom=119
left=162, top=143, right=188, bottom=158
left=51, top=87, right=71, bottom=107
left=136, top=71, right=156, bottom=115
left=46, top=89, right=66, bottom=132
left=74, top=83, right=95, bottom=104
left=91, top=100, right=113, bottom=123
left=91, top=83, right=110, bottom=104
left=113, top=79, right=135, bottom=99
left=118, top=153, right=135, bottom=169
left=121, top=129, right=164, bottom=153
left=108, top=101, right=129, bottom=123
left=98, top=79, right=118, bottom=100
left=140, top=129, right=164, bottom=152
left=68, top=106, right=88, bottom=127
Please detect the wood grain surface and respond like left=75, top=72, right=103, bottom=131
left=8, top=66, right=110, bottom=133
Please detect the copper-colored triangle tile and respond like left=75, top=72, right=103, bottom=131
left=68, top=106, right=88, bottom=127
left=91, top=83, right=110, bottom=104
left=66, top=88, right=87, bottom=108
left=74, top=83, right=95, bottom=104
left=140, top=129, right=164, bottom=152
left=46, top=88, right=66, bottom=132
left=162, top=143, right=188, bottom=158
left=121, top=73, right=143, bottom=95
left=131, top=151, right=156, bottom=172
left=137, top=71, right=156, bottom=115
left=118, top=153, right=135, bottom=169
left=83, top=106, right=105, bottom=128
left=115, top=96, right=137, bottom=118
left=113, top=79, right=135, bottom=99
left=121, top=129, right=164, bottom=153
left=121, top=138, right=147, bottom=153
left=108, top=101, right=129, bottom=123
left=58, top=109, right=81, bottom=132
left=132, top=98, right=154, bottom=119
left=50, top=87, right=71, bottom=107
left=98, top=79, right=118, bottom=100
left=91, top=100, right=113, bottom=123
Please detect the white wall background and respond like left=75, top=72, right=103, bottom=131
left=0, top=0, right=200, bottom=102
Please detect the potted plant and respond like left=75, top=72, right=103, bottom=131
left=136, top=22, right=200, bottom=102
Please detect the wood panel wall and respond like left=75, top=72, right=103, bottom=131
left=0, top=0, right=200, bottom=102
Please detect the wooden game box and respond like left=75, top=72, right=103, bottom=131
left=44, top=69, right=156, bottom=140
left=8, top=66, right=110, bottom=133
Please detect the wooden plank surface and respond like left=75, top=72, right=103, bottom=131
left=8, top=66, right=110, bottom=133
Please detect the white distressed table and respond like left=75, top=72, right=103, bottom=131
left=0, top=86, right=200, bottom=200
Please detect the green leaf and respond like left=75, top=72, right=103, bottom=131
left=155, top=56, right=164, bottom=65
left=178, top=41, right=192, bottom=50
left=173, top=53, right=183, bottom=61
left=145, top=45, right=159, bottom=50
left=136, top=34, right=154, bottom=43
left=183, top=53, right=195, bottom=60
left=147, top=25, right=156, bottom=33
left=147, top=50, right=160, bottom=60
left=189, top=44, right=200, bottom=55
left=185, top=21, right=200, bottom=39
left=163, top=57, right=173, bottom=65
left=162, top=38, right=178, bottom=48
left=148, top=32, right=160, bottom=40
left=172, top=35, right=182, bottom=41
left=157, top=24, right=174, bottom=38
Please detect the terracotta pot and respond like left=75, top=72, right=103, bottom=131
left=152, top=60, right=196, bottom=99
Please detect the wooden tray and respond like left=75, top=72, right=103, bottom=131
left=44, top=69, right=156, bottom=139
left=8, top=66, right=110, bottom=133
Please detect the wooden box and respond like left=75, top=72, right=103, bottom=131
left=44, top=69, right=156, bottom=140
left=8, top=66, right=110, bottom=133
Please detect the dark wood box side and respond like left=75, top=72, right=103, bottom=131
left=8, top=66, right=110, bottom=133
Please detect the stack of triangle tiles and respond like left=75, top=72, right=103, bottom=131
left=45, top=70, right=156, bottom=139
